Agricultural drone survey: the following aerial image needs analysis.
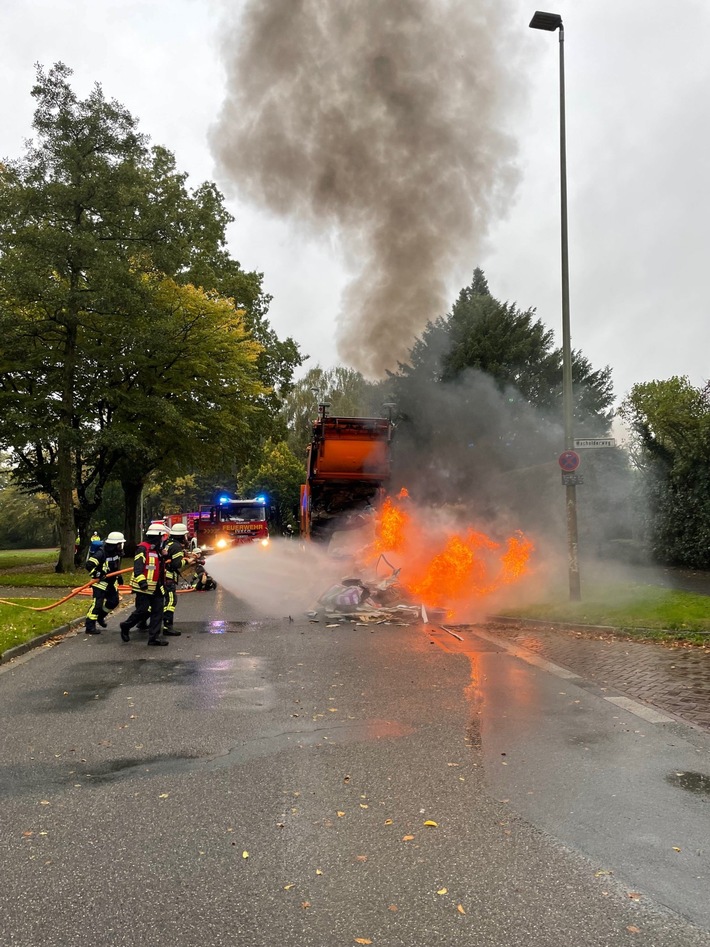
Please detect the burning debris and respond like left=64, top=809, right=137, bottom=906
left=309, top=490, right=535, bottom=624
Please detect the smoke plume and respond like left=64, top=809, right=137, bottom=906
left=210, top=0, right=525, bottom=376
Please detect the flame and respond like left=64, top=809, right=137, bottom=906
left=371, top=491, right=534, bottom=615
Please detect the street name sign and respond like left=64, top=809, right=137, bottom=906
left=573, top=438, right=616, bottom=449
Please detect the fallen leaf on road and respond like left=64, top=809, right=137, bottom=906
left=355, top=855, right=368, bottom=862
left=457, top=904, right=466, bottom=915
left=158, top=793, right=169, bottom=799
left=242, top=851, right=249, bottom=859
left=437, top=888, right=447, bottom=895
left=402, top=835, right=414, bottom=841
left=384, top=819, right=393, bottom=825
left=627, top=926, right=641, bottom=934
left=423, top=820, right=438, bottom=827
left=284, top=884, right=295, bottom=890
left=388, top=905, right=398, bottom=912
left=337, top=811, right=345, bottom=818
left=627, top=892, right=641, bottom=901
left=301, top=901, right=311, bottom=909
left=354, top=939, right=372, bottom=945
left=672, top=846, right=681, bottom=852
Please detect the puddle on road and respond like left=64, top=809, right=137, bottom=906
left=666, top=771, right=710, bottom=798
left=26, top=660, right=199, bottom=711
left=0, top=719, right=413, bottom=797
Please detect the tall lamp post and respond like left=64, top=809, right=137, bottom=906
left=529, top=10, right=581, bottom=601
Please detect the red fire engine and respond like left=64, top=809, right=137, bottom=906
left=165, top=497, right=269, bottom=554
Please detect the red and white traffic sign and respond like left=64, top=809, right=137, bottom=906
left=558, top=450, right=580, bottom=472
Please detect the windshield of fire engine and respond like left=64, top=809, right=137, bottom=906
left=219, top=503, right=266, bottom=523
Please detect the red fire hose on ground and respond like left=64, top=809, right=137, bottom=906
left=0, top=566, right=195, bottom=612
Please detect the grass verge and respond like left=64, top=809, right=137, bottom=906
left=500, top=582, right=710, bottom=646
left=0, top=599, right=88, bottom=656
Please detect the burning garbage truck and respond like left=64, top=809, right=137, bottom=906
left=299, top=407, right=536, bottom=624
left=299, top=408, right=395, bottom=543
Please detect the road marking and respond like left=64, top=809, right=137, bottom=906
left=469, top=629, right=677, bottom=724
left=604, top=696, right=675, bottom=724
left=472, top=629, right=581, bottom=679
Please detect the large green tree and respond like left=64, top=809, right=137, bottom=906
left=619, top=376, right=710, bottom=567
left=383, top=268, right=616, bottom=505
left=0, top=64, right=297, bottom=567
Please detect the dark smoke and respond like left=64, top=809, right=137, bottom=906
left=210, top=0, right=525, bottom=377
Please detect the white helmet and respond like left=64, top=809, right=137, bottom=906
left=145, top=524, right=168, bottom=538
left=106, top=531, right=126, bottom=543
left=169, top=523, right=189, bottom=537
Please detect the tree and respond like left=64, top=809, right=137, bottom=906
left=0, top=64, right=291, bottom=567
left=239, top=439, right=306, bottom=532
left=619, top=377, right=710, bottom=567
left=280, top=365, right=385, bottom=460
left=105, top=276, right=266, bottom=550
left=0, top=456, right=58, bottom=549
left=384, top=268, right=616, bottom=506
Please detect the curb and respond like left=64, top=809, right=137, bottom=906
left=484, top=615, right=619, bottom=635
left=483, top=614, right=710, bottom=639
left=0, top=616, right=85, bottom=665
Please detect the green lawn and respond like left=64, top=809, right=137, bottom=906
left=0, top=598, right=88, bottom=656
left=0, top=548, right=58, bottom=570
left=499, top=582, right=710, bottom=645
left=0, top=548, right=134, bottom=656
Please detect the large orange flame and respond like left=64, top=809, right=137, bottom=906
left=371, top=491, right=534, bottom=614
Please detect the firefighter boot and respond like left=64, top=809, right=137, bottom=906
left=85, top=619, right=100, bottom=635
left=119, top=623, right=130, bottom=642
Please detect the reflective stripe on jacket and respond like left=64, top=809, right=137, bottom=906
left=164, top=540, right=185, bottom=582
left=130, top=543, right=164, bottom=593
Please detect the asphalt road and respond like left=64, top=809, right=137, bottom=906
left=1, top=585, right=710, bottom=947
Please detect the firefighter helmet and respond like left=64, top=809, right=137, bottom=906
left=169, top=523, right=189, bottom=537
left=145, top=524, right=168, bottom=539
left=106, top=531, right=126, bottom=544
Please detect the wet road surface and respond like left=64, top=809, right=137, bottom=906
left=1, top=586, right=710, bottom=946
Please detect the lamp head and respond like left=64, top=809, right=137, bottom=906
left=529, top=11, right=563, bottom=31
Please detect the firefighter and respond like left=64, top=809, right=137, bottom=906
left=163, top=523, right=190, bottom=636
left=120, top=524, right=169, bottom=646
left=84, top=531, right=125, bottom=635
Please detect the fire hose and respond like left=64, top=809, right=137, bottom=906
left=0, top=566, right=196, bottom=612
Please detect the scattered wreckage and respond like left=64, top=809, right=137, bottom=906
left=308, top=557, right=445, bottom=627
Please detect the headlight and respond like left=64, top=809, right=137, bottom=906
left=216, top=538, right=228, bottom=549
left=261, top=538, right=270, bottom=547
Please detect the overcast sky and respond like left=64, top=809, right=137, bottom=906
left=1, top=0, right=708, bottom=406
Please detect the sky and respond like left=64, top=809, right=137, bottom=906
left=1, top=0, right=709, bottom=406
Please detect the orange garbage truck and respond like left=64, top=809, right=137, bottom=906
left=299, top=411, right=395, bottom=542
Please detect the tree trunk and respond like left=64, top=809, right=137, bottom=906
left=55, top=318, right=79, bottom=574
left=122, top=477, right=144, bottom=557
left=55, top=439, right=77, bottom=573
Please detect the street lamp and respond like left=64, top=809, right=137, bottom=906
left=529, top=10, right=581, bottom=601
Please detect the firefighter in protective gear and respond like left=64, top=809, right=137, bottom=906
left=84, top=531, right=125, bottom=634
left=120, top=525, right=169, bottom=646
left=163, top=523, right=190, bottom=636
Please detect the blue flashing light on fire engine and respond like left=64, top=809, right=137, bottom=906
left=255, top=495, right=267, bottom=503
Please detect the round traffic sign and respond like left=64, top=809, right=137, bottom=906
left=558, top=450, right=580, bottom=472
